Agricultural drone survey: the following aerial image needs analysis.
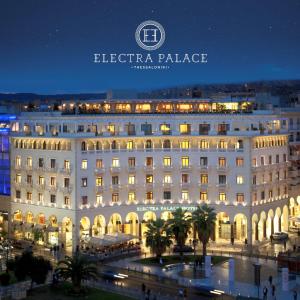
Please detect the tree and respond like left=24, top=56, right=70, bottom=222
left=30, top=256, right=52, bottom=285
left=145, top=219, right=172, bottom=259
left=56, top=253, right=98, bottom=293
left=167, top=208, right=192, bottom=258
left=192, top=204, right=216, bottom=257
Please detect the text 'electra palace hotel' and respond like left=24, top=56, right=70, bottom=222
left=9, top=99, right=293, bottom=251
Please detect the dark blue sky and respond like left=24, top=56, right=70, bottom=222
left=0, top=0, right=300, bottom=94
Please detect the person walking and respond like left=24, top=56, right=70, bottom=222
left=263, top=286, right=268, bottom=300
left=141, top=283, right=146, bottom=294
left=293, top=290, right=298, bottom=300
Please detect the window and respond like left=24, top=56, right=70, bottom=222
left=236, top=176, right=244, bottom=184
left=141, top=123, right=152, bottom=135
left=82, top=177, right=88, bottom=187
left=16, top=190, right=21, bottom=199
left=82, top=196, right=88, bottom=205
left=96, top=194, right=103, bottom=205
left=182, top=174, right=189, bottom=183
left=236, top=157, right=244, bottom=167
left=252, top=175, right=256, bottom=185
left=218, top=157, right=226, bottom=167
left=182, top=191, right=189, bottom=200
left=27, top=157, right=32, bottom=167
left=269, top=173, right=273, bottom=182
left=38, top=158, right=44, bottom=167
left=50, top=159, right=56, bottom=169
left=252, top=192, right=257, bottom=202
left=181, top=156, right=189, bottom=167
left=261, top=191, right=265, bottom=200
left=163, top=156, right=171, bottom=167
left=81, top=159, right=87, bottom=169
left=218, top=123, right=229, bottom=135
left=112, top=193, right=119, bottom=203
left=200, top=191, right=208, bottom=201
left=163, top=191, right=171, bottom=200
left=199, top=124, right=210, bottom=135
left=276, top=154, right=279, bottom=163
left=16, top=156, right=21, bottom=167
left=160, top=123, right=171, bottom=135
left=146, top=157, right=153, bottom=166
left=96, top=159, right=103, bottom=168
left=64, top=178, right=70, bottom=187
left=50, top=194, right=56, bottom=203
left=38, top=193, right=43, bottom=202
left=27, top=175, right=32, bottom=184
left=260, top=156, right=265, bottom=166
left=219, top=175, right=226, bottom=185
left=236, top=139, right=243, bottom=149
left=219, top=192, right=226, bottom=201
left=146, top=191, right=153, bottom=202
left=180, top=140, right=190, bottom=149
left=163, top=174, right=172, bottom=183
left=200, top=174, right=208, bottom=184
left=146, top=174, right=153, bottom=183
left=107, top=124, right=115, bottom=134
left=127, top=140, right=134, bottom=150
left=276, top=171, right=280, bottom=180
left=128, top=192, right=136, bottom=203
left=112, top=176, right=119, bottom=185
left=128, top=157, right=135, bottom=167
left=111, top=140, right=117, bottom=150
left=145, top=139, right=152, bottom=149
left=269, top=189, right=273, bottom=198
left=128, top=175, right=135, bottom=184
left=252, top=158, right=257, bottom=167
left=50, top=177, right=56, bottom=186
left=236, top=193, right=244, bottom=203
left=127, top=124, right=136, bottom=136
left=200, top=140, right=209, bottom=149
left=179, top=124, right=191, bottom=134
left=163, top=140, right=171, bottom=149
left=27, top=192, right=32, bottom=201
left=38, top=176, right=45, bottom=185
left=96, top=177, right=103, bottom=186
left=200, top=157, right=208, bottom=166
left=218, top=140, right=227, bottom=149
left=16, top=174, right=21, bottom=183
left=112, top=158, right=120, bottom=167
left=283, top=154, right=287, bottom=162
left=268, top=155, right=272, bottom=165
left=64, top=196, right=70, bottom=206
left=64, top=160, right=70, bottom=170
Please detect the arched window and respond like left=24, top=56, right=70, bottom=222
left=237, top=139, right=243, bottom=149
left=163, top=139, right=171, bottom=149
left=111, top=140, right=117, bottom=150
left=145, top=139, right=152, bottom=149
left=96, top=141, right=101, bottom=150
left=81, top=141, right=86, bottom=151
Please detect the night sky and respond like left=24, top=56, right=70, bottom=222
left=0, top=0, right=300, bottom=94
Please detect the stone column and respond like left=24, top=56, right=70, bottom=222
left=271, top=217, right=274, bottom=235
left=255, top=222, right=259, bottom=241
left=279, top=216, right=282, bottom=232
left=263, top=219, right=267, bottom=238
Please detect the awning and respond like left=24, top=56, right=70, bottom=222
left=88, top=233, right=137, bottom=246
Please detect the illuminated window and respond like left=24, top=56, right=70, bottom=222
left=96, top=177, right=103, bottom=186
left=200, top=191, right=208, bottom=201
left=146, top=174, right=153, bottom=183
left=218, top=140, right=227, bottom=149
left=252, top=158, right=257, bottom=167
left=179, top=124, right=191, bottom=135
left=145, top=139, right=152, bottom=149
left=128, top=157, right=135, bottom=167
left=136, top=103, right=151, bottom=113
left=38, top=176, right=45, bottom=185
left=160, top=123, right=171, bottom=135
left=107, top=124, right=115, bottom=134
left=268, top=189, right=273, bottom=198
left=50, top=177, right=56, bottom=186
left=27, top=157, right=32, bottom=167
left=128, top=192, right=136, bottom=203
left=27, top=192, right=32, bottom=201
left=96, top=194, right=103, bottom=205
left=180, top=140, right=190, bottom=149
left=163, top=156, right=171, bottom=167
left=128, top=175, right=135, bottom=185
left=236, top=176, right=244, bottom=184
left=127, top=140, right=134, bottom=150
left=200, top=140, right=209, bottom=149
left=164, top=174, right=172, bottom=183
left=64, top=160, right=70, bottom=169
left=96, top=159, right=103, bottom=168
left=218, top=157, right=226, bottom=167
left=146, top=191, right=153, bottom=201
left=236, top=157, right=244, bottom=166
left=81, top=159, right=87, bottom=169
left=181, top=156, right=189, bottom=167
left=15, top=156, right=21, bottom=167
left=112, top=193, right=119, bottom=203
left=38, top=193, right=43, bottom=202
left=200, top=174, right=208, bottom=184
left=252, top=192, right=257, bottom=202
left=116, top=103, right=131, bottom=113
left=82, top=178, right=88, bottom=187
left=236, top=193, right=244, bottom=203
left=16, top=174, right=21, bottom=183
left=64, top=196, right=71, bottom=205
left=219, top=192, right=226, bottom=201
left=112, top=158, right=120, bottom=167
left=182, top=190, right=189, bottom=200
left=182, top=174, right=189, bottom=183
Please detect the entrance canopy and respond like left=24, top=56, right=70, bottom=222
left=89, top=233, right=137, bottom=246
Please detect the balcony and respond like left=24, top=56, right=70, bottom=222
left=110, top=184, right=121, bottom=190
left=110, top=166, right=121, bottom=173
left=94, top=167, right=105, bottom=175
left=60, top=186, right=73, bottom=194
left=180, top=165, right=191, bottom=171
left=48, top=185, right=58, bottom=192
left=144, top=165, right=154, bottom=172
left=60, top=167, right=71, bottom=174
left=199, top=164, right=208, bottom=170
left=36, top=183, right=46, bottom=191
left=128, top=166, right=137, bottom=172
left=163, top=182, right=173, bottom=188
left=95, top=186, right=104, bottom=193
left=47, top=166, right=58, bottom=173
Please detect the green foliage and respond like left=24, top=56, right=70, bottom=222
left=167, top=208, right=192, bottom=257
left=192, top=204, right=217, bottom=257
left=56, top=253, right=98, bottom=294
left=145, top=219, right=172, bottom=259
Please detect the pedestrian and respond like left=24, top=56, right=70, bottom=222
left=272, top=284, right=276, bottom=297
left=263, top=286, right=268, bottom=300
left=183, top=288, right=187, bottom=300
left=294, top=290, right=298, bottom=300
left=269, top=275, right=273, bottom=286
left=141, top=283, right=146, bottom=294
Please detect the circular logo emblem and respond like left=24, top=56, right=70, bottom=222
left=135, top=20, right=165, bottom=51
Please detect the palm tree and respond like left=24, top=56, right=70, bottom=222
left=56, top=253, right=98, bottom=293
left=145, top=218, right=172, bottom=259
left=192, top=204, right=216, bottom=257
left=167, top=208, right=192, bottom=258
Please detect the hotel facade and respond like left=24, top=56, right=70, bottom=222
left=8, top=99, right=296, bottom=251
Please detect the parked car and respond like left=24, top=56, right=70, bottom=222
left=173, top=245, right=194, bottom=253
left=271, top=232, right=288, bottom=241
left=99, top=270, right=128, bottom=281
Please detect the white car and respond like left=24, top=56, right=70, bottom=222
left=271, top=232, right=289, bottom=241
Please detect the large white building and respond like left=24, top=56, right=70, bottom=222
left=8, top=99, right=294, bottom=251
